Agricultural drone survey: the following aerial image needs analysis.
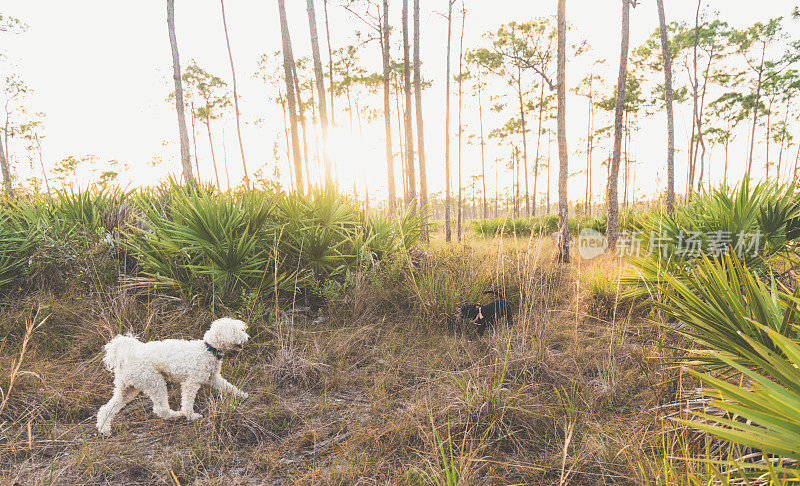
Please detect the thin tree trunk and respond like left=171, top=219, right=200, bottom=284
left=306, top=0, right=332, bottom=189
left=190, top=103, right=200, bottom=182
left=280, top=95, right=294, bottom=190
left=477, top=65, right=487, bottom=219
left=656, top=0, right=675, bottom=212
left=546, top=124, right=551, bottom=213
left=585, top=73, right=593, bottom=215
left=765, top=96, right=772, bottom=179
left=167, top=0, right=194, bottom=185
left=220, top=0, right=248, bottom=187
left=623, top=111, right=629, bottom=208
left=794, top=140, right=800, bottom=180
left=724, top=141, right=729, bottom=186
left=556, top=0, right=569, bottom=263
left=515, top=146, right=520, bottom=216
left=607, top=0, right=631, bottom=250
left=402, top=0, right=416, bottom=210
left=518, top=69, right=530, bottom=218
left=444, top=0, right=454, bottom=241
left=292, top=61, right=311, bottom=192
left=396, top=81, right=408, bottom=203
left=534, top=83, right=544, bottom=216
left=457, top=3, right=465, bottom=241
left=382, top=0, right=396, bottom=213
left=0, top=132, right=11, bottom=196
left=222, top=126, right=231, bottom=190
left=414, top=0, right=427, bottom=211
left=34, top=134, right=50, bottom=195
left=777, top=96, right=790, bottom=183
left=323, top=0, right=335, bottom=126
left=278, top=0, right=304, bottom=193
left=747, top=43, right=766, bottom=179
left=494, top=159, right=498, bottom=217
left=205, top=120, right=221, bottom=188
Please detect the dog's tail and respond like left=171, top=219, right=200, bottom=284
left=102, top=334, right=140, bottom=372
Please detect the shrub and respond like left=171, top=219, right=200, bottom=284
left=627, top=180, right=800, bottom=295
left=0, top=208, right=35, bottom=288
left=124, top=184, right=428, bottom=304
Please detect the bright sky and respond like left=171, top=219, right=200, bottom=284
left=1, top=0, right=798, bottom=205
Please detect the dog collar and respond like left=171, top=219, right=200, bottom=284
left=472, top=306, right=483, bottom=324
left=205, top=341, right=223, bottom=360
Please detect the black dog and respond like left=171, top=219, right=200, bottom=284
left=459, top=290, right=513, bottom=336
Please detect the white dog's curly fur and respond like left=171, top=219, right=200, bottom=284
left=96, top=317, right=250, bottom=436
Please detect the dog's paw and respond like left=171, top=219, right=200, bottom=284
left=98, top=426, right=112, bottom=436
left=239, top=392, right=249, bottom=399
left=164, top=410, right=183, bottom=420
left=185, top=412, right=203, bottom=421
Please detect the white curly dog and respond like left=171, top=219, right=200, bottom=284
left=96, top=317, right=250, bottom=436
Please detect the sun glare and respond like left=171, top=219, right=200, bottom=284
left=326, top=126, right=383, bottom=193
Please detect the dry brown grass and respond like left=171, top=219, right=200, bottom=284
left=0, top=234, right=683, bottom=485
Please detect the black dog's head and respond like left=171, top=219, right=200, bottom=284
left=459, top=304, right=483, bottom=322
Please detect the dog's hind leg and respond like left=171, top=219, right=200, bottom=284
left=180, top=382, right=203, bottom=420
left=96, top=385, right=138, bottom=436
left=211, top=373, right=249, bottom=399
left=141, top=372, right=181, bottom=420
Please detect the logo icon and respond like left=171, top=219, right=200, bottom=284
left=578, top=228, right=607, bottom=260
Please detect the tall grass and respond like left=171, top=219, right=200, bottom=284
left=472, top=210, right=640, bottom=238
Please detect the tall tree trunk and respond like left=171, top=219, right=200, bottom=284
left=382, top=0, right=396, bottom=213
left=323, top=0, right=335, bottom=126
left=306, top=0, right=332, bottom=189
left=585, top=73, right=593, bottom=215
left=656, top=0, right=675, bottom=212
left=444, top=0, right=454, bottom=241
left=607, top=0, right=631, bottom=251
left=747, top=43, right=766, bottom=179
left=413, top=0, right=427, bottom=211
left=167, top=0, right=194, bottom=185
left=457, top=3, right=465, bottom=241
left=556, top=0, right=569, bottom=263
left=278, top=0, right=304, bottom=193
left=220, top=0, right=248, bottom=187
left=477, top=66, right=488, bottom=219
left=402, top=0, right=416, bottom=210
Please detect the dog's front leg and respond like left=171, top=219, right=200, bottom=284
left=211, top=372, right=249, bottom=399
left=180, top=382, right=203, bottom=420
